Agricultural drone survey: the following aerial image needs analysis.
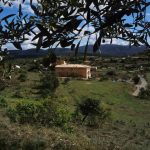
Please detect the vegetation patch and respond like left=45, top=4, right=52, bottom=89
left=0, top=57, right=150, bottom=149
left=74, top=98, right=111, bottom=127
left=139, top=85, right=150, bottom=99
left=37, top=71, right=59, bottom=98
left=0, top=97, right=7, bottom=108
left=18, top=71, right=27, bottom=82
left=6, top=99, right=72, bottom=132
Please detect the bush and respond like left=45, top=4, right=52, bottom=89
left=0, top=129, right=47, bottom=150
left=106, top=70, right=116, bottom=76
left=42, top=51, right=57, bottom=69
left=16, top=101, right=44, bottom=124
left=39, top=71, right=59, bottom=97
left=6, top=99, right=72, bottom=130
left=27, top=63, right=39, bottom=72
left=75, top=98, right=110, bottom=127
left=40, top=100, right=72, bottom=130
left=12, top=90, right=23, bottom=98
left=0, top=97, right=7, bottom=107
left=132, top=75, right=140, bottom=84
left=0, top=79, right=6, bottom=91
left=7, top=102, right=35, bottom=123
left=23, top=138, right=46, bottom=150
left=139, top=86, right=150, bottom=99
left=6, top=107, right=17, bottom=122
left=99, top=76, right=108, bottom=82
left=18, top=72, right=27, bottom=82
left=63, top=78, right=70, bottom=84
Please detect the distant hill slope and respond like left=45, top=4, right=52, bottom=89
left=79, top=45, right=146, bottom=56
left=8, top=44, right=146, bottom=58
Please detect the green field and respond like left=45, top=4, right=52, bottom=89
left=57, top=79, right=150, bottom=124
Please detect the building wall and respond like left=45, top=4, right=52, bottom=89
left=86, top=68, right=91, bottom=78
left=55, top=67, right=90, bottom=79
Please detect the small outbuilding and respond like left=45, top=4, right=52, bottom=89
left=55, top=63, right=91, bottom=79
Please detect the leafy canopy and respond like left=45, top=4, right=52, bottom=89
left=0, top=0, right=150, bottom=53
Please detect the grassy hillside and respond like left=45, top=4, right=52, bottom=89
left=57, top=80, right=150, bottom=124
left=0, top=58, right=150, bottom=149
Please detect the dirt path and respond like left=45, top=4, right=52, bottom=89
left=132, top=75, right=148, bottom=97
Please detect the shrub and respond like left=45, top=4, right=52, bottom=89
left=54, top=104, right=72, bottom=127
left=106, top=70, right=116, bottom=76
left=18, top=72, right=27, bottom=82
left=41, top=100, right=72, bottom=130
left=27, top=63, right=39, bottom=72
left=0, top=129, right=47, bottom=150
left=23, top=138, right=46, bottom=150
left=139, top=86, right=150, bottom=99
left=132, top=75, right=140, bottom=84
left=42, top=57, right=51, bottom=68
left=75, top=98, right=110, bottom=127
left=0, top=97, right=7, bottom=107
left=63, top=78, right=70, bottom=84
left=16, top=101, right=44, bottom=124
left=42, top=51, right=57, bottom=69
left=39, top=71, right=59, bottom=97
left=6, top=99, right=72, bottom=130
left=0, top=79, right=6, bottom=91
left=12, top=90, right=23, bottom=98
left=7, top=101, right=45, bottom=124
left=6, top=107, right=17, bottom=122
left=99, top=76, right=108, bottom=82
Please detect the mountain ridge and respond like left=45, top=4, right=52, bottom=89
left=8, top=44, right=146, bottom=58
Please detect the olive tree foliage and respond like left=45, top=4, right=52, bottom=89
left=0, top=0, right=34, bottom=50
left=0, top=0, right=34, bottom=79
left=0, top=0, right=150, bottom=54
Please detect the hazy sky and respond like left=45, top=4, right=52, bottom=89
left=1, top=0, right=150, bottom=50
